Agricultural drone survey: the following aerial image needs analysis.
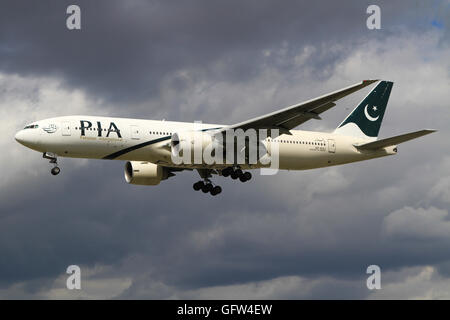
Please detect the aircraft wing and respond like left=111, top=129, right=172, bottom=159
left=217, top=80, right=379, bottom=137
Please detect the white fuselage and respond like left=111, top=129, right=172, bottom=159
left=14, top=115, right=396, bottom=170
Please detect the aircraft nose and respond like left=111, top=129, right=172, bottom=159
left=14, top=129, right=38, bottom=149
left=14, top=130, right=26, bottom=144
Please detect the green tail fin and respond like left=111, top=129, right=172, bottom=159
left=334, top=81, right=393, bottom=140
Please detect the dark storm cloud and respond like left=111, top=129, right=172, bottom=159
left=0, top=0, right=439, bottom=107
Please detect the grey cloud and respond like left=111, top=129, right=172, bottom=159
left=0, top=0, right=442, bottom=108
left=368, top=266, right=450, bottom=299
left=382, top=206, right=450, bottom=241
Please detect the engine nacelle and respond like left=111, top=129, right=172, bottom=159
left=124, top=161, right=169, bottom=185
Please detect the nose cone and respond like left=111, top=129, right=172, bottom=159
left=14, top=130, right=26, bottom=144
left=15, top=129, right=39, bottom=150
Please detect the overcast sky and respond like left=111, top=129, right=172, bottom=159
left=0, top=0, right=449, bottom=299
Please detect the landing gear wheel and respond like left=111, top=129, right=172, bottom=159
left=201, top=183, right=212, bottom=193
left=230, top=171, right=239, bottom=179
left=239, top=175, right=247, bottom=182
left=222, top=167, right=233, bottom=177
left=210, top=186, right=222, bottom=196
left=243, top=172, right=251, bottom=181
left=51, top=167, right=60, bottom=176
left=193, top=181, right=204, bottom=191
left=44, top=153, right=60, bottom=176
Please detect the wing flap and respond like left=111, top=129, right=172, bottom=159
left=355, top=129, right=436, bottom=150
left=276, top=102, right=335, bottom=129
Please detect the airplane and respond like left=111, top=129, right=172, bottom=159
left=14, top=80, right=435, bottom=196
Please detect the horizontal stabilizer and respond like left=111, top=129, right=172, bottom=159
left=355, top=129, right=436, bottom=150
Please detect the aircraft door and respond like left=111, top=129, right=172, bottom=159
left=130, top=125, right=140, bottom=140
left=61, top=122, right=71, bottom=136
left=328, top=139, right=336, bottom=153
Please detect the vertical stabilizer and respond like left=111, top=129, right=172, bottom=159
left=334, top=81, right=393, bottom=140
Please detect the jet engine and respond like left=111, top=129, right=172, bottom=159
left=124, top=161, right=170, bottom=185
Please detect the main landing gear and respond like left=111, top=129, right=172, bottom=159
left=193, top=167, right=251, bottom=196
left=221, top=167, right=252, bottom=182
left=193, top=180, right=222, bottom=196
left=194, top=169, right=222, bottom=196
left=43, top=152, right=60, bottom=176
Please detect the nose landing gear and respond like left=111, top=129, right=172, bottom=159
left=51, top=166, right=61, bottom=176
left=43, top=152, right=60, bottom=176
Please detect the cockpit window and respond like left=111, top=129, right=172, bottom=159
left=24, top=124, right=39, bottom=129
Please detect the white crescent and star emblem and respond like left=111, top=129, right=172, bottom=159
left=364, top=104, right=379, bottom=122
